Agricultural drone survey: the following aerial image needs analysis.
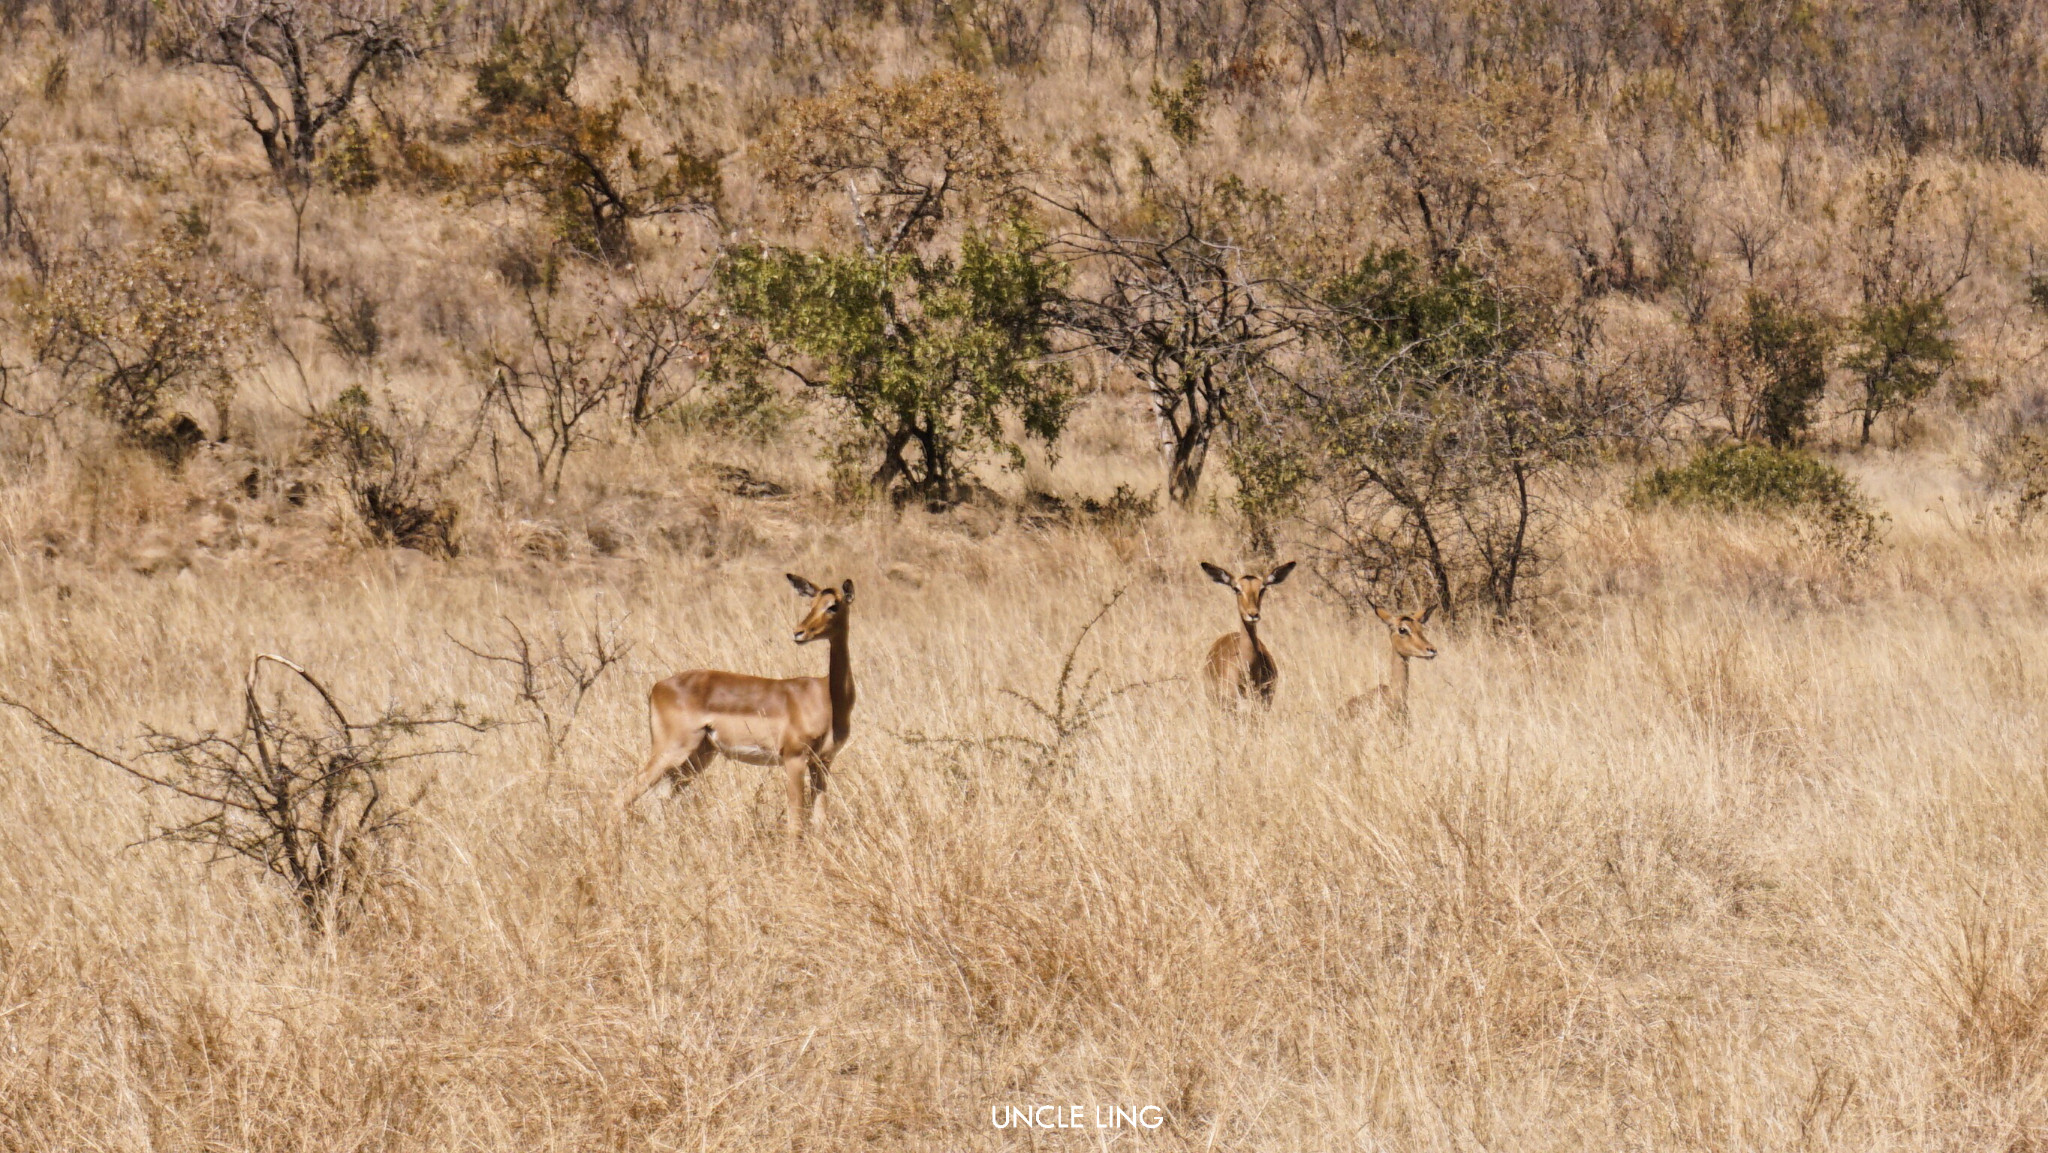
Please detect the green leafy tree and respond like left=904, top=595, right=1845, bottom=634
left=718, top=216, right=1073, bottom=503
left=1843, top=295, right=1957, bottom=446
left=1743, top=290, right=1834, bottom=447
left=1841, top=157, right=1970, bottom=446
left=1245, top=249, right=1643, bottom=619
left=1706, top=288, right=1834, bottom=447
left=725, top=69, right=1063, bottom=503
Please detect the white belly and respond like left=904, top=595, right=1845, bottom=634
left=712, top=735, right=784, bottom=766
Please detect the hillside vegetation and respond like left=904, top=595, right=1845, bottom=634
left=4, top=1, right=2048, bottom=1148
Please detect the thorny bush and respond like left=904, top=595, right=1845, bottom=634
left=0, top=655, right=487, bottom=930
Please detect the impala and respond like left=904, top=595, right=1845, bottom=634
left=1341, top=602, right=1438, bottom=719
left=1200, top=560, right=1296, bottom=704
left=615, top=574, right=855, bottom=841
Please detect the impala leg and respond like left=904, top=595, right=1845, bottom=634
left=782, top=753, right=812, bottom=843
left=617, top=728, right=709, bottom=816
left=806, top=753, right=831, bottom=829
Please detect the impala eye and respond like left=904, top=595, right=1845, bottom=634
left=827, top=602, right=840, bottom=613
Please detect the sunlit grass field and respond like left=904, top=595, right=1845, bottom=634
left=3, top=440, right=2047, bottom=1151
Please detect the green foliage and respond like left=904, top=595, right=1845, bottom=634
left=1247, top=248, right=1638, bottom=618
left=1322, top=247, right=1535, bottom=374
left=1149, top=63, right=1207, bottom=148
left=320, top=116, right=380, bottom=195
left=474, top=21, right=578, bottom=117
left=1843, top=295, right=1957, bottom=444
left=717, top=215, right=1073, bottom=503
left=1631, top=443, right=1883, bottom=554
left=1738, top=290, right=1833, bottom=447
left=1302, top=251, right=1561, bottom=616
left=1707, top=289, right=1834, bottom=447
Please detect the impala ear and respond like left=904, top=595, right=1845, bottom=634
left=1373, top=604, right=1395, bottom=625
left=1266, top=560, right=1297, bottom=586
left=1418, top=603, right=1437, bottom=624
left=1199, top=562, right=1236, bottom=588
left=786, top=573, right=820, bottom=598
left=841, top=579, right=855, bottom=603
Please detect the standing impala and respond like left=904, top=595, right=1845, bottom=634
left=1341, top=602, right=1438, bottom=719
left=1200, top=560, right=1296, bottom=705
left=616, top=574, right=855, bottom=842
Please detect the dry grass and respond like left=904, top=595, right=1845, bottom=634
left=0, top=441, right=2045, bottom=1151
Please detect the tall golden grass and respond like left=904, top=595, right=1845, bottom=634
left=3, top=433, right=2047, bottom=1150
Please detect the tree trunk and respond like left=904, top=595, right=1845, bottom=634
left=869, top=423, right=915, bottom=494
left=1495, top=461, right=1531, bottom=617
left=1167, top=429, right=1208, bottom=506
left=1411, top=505, right=1454, bottom=622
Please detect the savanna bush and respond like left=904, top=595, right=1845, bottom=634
left=716, top=215, right=1072, bottom=505
left=308, top=385, right=461, bottom=555
left=1248, top=248, right=1640, bottom=620
left=1703, top=288, right=1835, bottom=448
left=1631, top=443, right=1884, bottom=555
left=1983, top=420, right=2048, bottom=528
left=472, top=21, right=719, bottom=264
left=25, top=232, right=259, bottom=465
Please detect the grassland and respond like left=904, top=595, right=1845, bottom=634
left=3, top=432, right=2047, bottom=1150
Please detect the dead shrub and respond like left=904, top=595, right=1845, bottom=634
left=0, top=655, right=486, bottom=930
left=481, top=286, right=616, bottom=498
left=448, top=609, right=630, bottom=760
left=898, top=587, right=1172, bottom=787
left=1984, top=417, right=2048, bottom=529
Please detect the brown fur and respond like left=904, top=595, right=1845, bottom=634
left=1341, top=604, right=1439, bottom=720
left=615, top=574, right=856, bottom=841
left=1199, top=560, right=1295, bottom=705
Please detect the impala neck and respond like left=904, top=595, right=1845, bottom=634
left=1242, top=617, right=1260, bottom=649
left=827, top=617, right=854, bottom=742
left=1388, top=647, right=1410, bottom=710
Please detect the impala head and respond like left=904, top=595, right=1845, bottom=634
left=1201, top=560, right=1296, bottom=626
left=1373, top=602, right=1439, bottom=660
left=787, top=573, right=854, bottom=644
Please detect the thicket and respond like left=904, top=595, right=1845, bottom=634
left=0, top=0, right=2042, bottom=617
left=23, top=230, right=258, bottom=464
